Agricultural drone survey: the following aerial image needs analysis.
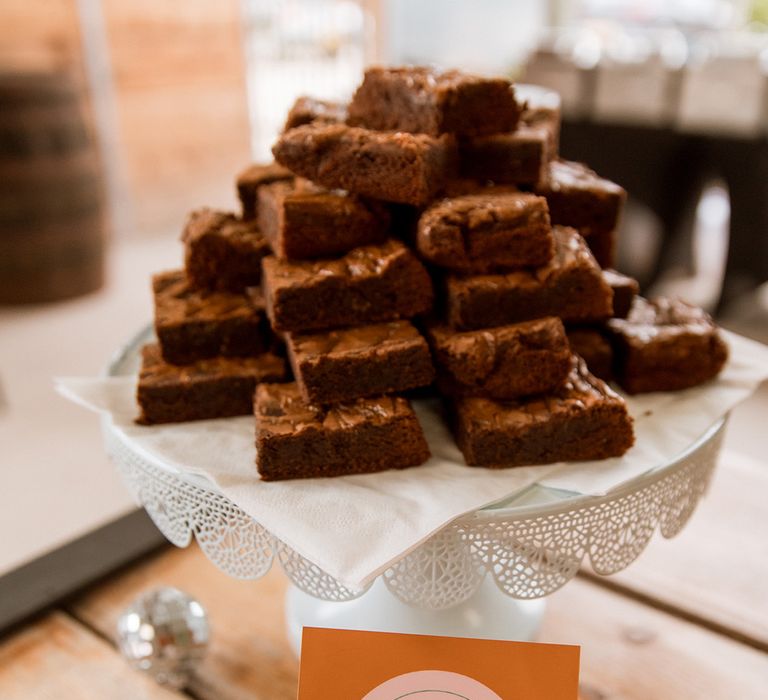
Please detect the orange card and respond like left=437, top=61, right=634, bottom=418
left=298, top=628, right=580, bottom=699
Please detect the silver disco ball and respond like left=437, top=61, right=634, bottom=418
left=116, top=586, right=210, bottom=689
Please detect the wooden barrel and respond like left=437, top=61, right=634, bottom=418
left=0, top=71, right=106, bottom=304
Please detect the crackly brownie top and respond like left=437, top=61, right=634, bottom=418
left=236, top=161, right=293, bottom=189
left=182, top=208, right=268, bottom=248
left=261, top=179, right=383, bottom=219
left=255, top=382, right=412, bottom=435
left=275, top=123, right=451, bottom=160
left=140, top=343, right=285, bottom=386
left=153, top=270, right=263, bottom=324
left=262, top=239, right=419, bottom=286
left=288, top=320, right=425, bottom=358
left=450, top=226, right=597, bottom=290
left=284, top=96, right=348, bottom=130
left=546, top=159, right=625, bottom=195
left=359, top=66, right=510, bottom=98
left=429, top=317, right=567, bottom=358
left=608, top=297, right=723, bottom=343
left=420, top=192, right=549, bottom=234
left=457, top=358, right=626, bottom=428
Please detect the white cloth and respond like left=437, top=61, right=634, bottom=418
left=57, top=330, right=768, bottom=589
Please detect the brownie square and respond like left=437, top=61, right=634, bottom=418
left=236, top=162, right=293, bottom=220
left=260, top=240, right=434, bottom=333
left=566, top=327, right=613, bottom=381
left=181, top=208, right=271, bottom=292
left=284, top=95, right=347, bottom=131
left=286, top=320, right=435, bottom=404
left=272, top=123, right=457, bottom=206
left=516, top=84, right=561, bottom=160
left=451, top=358, right=634, bottom=467
left=257, top=179, right=390, bottom=259
left=607, top=297, right=729, bottom=394
left=347, top=66, right=520, bottom=137
left=426, top=317, right=572, bottom=399
left=603, top=268, right=639, bottom=319
left=460, top=126, right=548, bottom=187
left=255, top=383, right=431, bottom=480
left=153, top=269, right=269, bottom=365
left=444, top=226, right=614, bottom=330
left=537, top=160, right=625, bottom=266
left=136, top=343, right=287, bottom=425
left=416, top=192, right=554, bottom=273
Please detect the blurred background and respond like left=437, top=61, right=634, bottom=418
left=2, top=0, right=767, bottom=615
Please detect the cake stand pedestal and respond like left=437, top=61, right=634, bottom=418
left=104, top=329, right=727, bottom=655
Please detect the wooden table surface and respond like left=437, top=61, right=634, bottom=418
left=1, top=449, right=766, bottom=699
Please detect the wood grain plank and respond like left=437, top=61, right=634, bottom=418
left=0, top=611, right=184, bottom=699
left=70, top=543, right=768, bottom=700
left=69, top=546, right=297, bottom=700
left=588, top=449, right=768, bottom=649
left=542, top=578, right=768, bottom=700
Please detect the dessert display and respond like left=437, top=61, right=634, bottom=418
left=136, top=64, right=730, bottom=481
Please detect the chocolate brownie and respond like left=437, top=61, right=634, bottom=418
left=136, top=343, right=287, bottom=425
left=347, top=66, right=520, bottom=137
left=586, top=231, right=615, bottom=270
left=286, top=320, right=434, bottom=404
left=426, top=317, right=571, bottom=399
left=451, top=358, right=634, bottom=467
left=260, top=240, right=434, bottom=332
left=153, top=270, right=269, bottom=365
left=257, top=179, right=390, bottom=259
left=444, top=226, right=614, bottom=330
left=236, top=162, right=293, bottom=220
left=603, top=268, right=639, bottom=318
left=537, top=159, right=625, bottom=267
left=284, top=96, right=347, bottom=130
left=272, top=123, right=457, bottom=206
left=516, top=83, right=561, bottom=160
left=459, top=125, right=548, bottom=187
left=566, top=328, right=613, bottom=381
left=181, top=208, right=271, bottom=292
left=416, top=192, right=554, bottom=273
left=255, top=383, right=431, bottom=480
left=607, top=297, right=729, bottom=394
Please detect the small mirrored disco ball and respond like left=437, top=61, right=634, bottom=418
left=116, top=586, right=210, bottom=689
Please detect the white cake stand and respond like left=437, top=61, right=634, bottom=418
left=104, top=327, right=727, bottom=654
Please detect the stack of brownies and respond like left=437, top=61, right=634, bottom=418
left=136, top=65, right=729, bottom=481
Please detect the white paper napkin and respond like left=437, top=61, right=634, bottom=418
left=56, top=330, right=768, bottom=589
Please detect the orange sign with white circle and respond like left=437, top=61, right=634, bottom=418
left=298, top=628, right=579, bottom=699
